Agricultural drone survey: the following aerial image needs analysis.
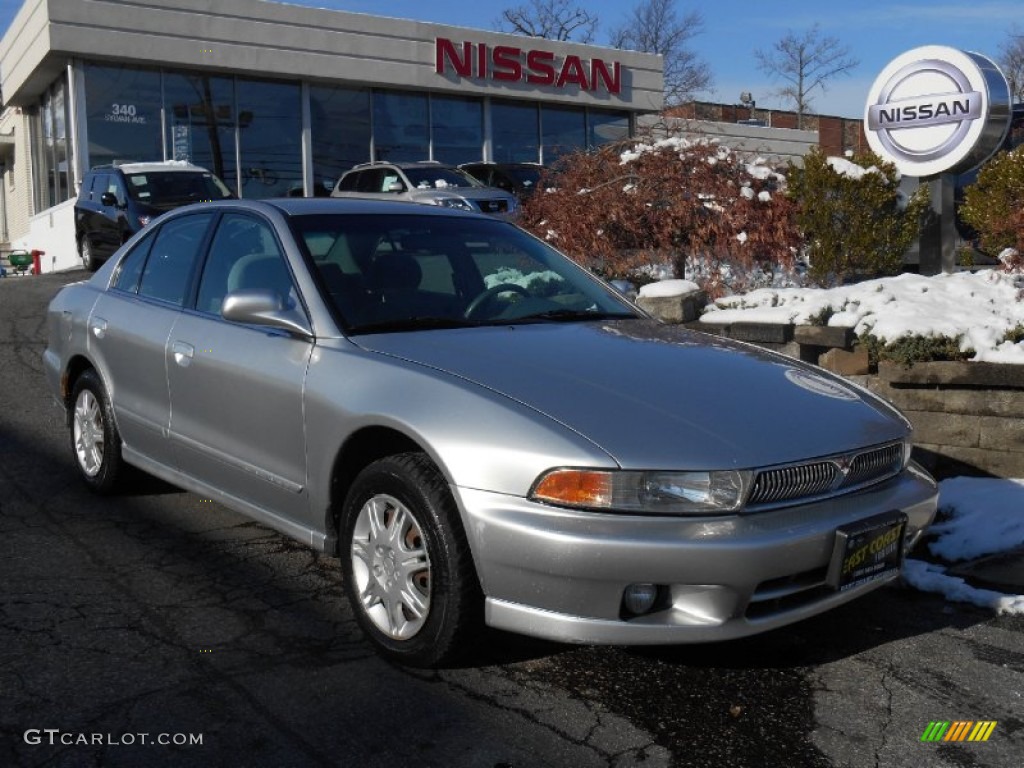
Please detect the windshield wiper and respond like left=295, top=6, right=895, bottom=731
left=347, top=316, right=483, bottom=334
left=504, top=309, right=637, bottom=323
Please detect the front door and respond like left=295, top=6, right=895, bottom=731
left=166, top=212, right=312, bottom=524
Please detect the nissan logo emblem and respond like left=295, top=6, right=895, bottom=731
left=864, top=46, right=1011, bottom=177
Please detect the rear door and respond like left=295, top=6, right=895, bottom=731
left=87, top=212, right=214, bottom=463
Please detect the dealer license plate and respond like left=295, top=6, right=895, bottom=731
left=827, top=511, right=908, bottom=592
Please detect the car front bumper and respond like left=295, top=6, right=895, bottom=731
left=456, top=462, right=938, bottom=645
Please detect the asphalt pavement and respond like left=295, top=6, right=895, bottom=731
left=1, top=271, right=1021, bottom=768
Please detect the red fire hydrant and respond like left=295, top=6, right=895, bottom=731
left=31, top=249, right=44, bottom=275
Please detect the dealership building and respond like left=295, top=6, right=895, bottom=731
left=0, top=0, right=663, bottom=271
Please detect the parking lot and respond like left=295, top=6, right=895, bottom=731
left=1, top=272, right=1022, bottom=768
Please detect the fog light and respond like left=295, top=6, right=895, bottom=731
left=623, top=583, right=659, bottom=615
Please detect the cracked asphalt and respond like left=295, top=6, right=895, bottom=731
left=1, top=271, right=1022, bottom=767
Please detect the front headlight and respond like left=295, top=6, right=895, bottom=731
left=433, top=198, right=475, bottom=212
left=530, top=468, right=752, bottom=515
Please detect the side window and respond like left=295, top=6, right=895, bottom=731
left=197, top=213, right=293, bottom=315
left=112, top=230, right=157, bottom=294
left=380, top=172, right=402, bottom=193
left=356, top=169, right=383, bottom=193
left=336, top=172, right=359, bottom=192
left=89, top=173, right=107, bottom=201
left=106, top=176, right=126, bottom=206
left=137, top=213, right=213, bottom=306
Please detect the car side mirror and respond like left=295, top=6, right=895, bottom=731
left=386, top=182, right=404, bottom=193
left=221, top=289, right=313, bottom=339
left=100, top=192, right=119, bottom=207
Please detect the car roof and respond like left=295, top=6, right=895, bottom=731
left=93, top=161, right=213, bottom=174
left=178, top=197, right=497, bottom=219
left=347, top=161, right=459, bottom=172
left=461, top=162, right=544, bottom=169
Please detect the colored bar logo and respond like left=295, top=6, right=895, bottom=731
left=921, top=721, right=997, bottom=742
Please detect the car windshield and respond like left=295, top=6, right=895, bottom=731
left=125, top=171, right=233, bottom=206
left=401, top=168, right=479, bottom=190
left=504, top=166, right=542, bottom=187
left=291, top=214, right=637, bottom=333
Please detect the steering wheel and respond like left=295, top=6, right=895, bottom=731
left=463, top=283, right=531, bottom=319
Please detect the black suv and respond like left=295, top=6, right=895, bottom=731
left=75, top=162, right=233, bottom=270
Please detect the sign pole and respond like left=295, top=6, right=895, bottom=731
left=918, top=173, right=957, bottom=275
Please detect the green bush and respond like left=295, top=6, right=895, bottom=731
left=960, top=147, right=1024, bottom=255
left=859, top=333, right=973, bottom=368
left=787, top=149, right=930, bottom=285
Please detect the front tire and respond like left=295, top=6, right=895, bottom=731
left=340, top=453, right=481, bottom=667
left=69, top=369, right=124, bottom=493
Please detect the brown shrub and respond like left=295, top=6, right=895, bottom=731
left=518, top=135, right=801, bottom=297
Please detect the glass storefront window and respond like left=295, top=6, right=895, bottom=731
left=31, top=76, right=73, bottom=211
left=491, top=100, right=539, bottom=163
left=310, top=85, right=370, bottom=195
left=431, top=95, right=482, bottom=164
left=164, top=72, right=238, bottom=194
left=373, top=91, right=428, bottom=162
left=541, top=105, right=586, bottom=167
left=83, top=64, right=162, bottom=167
left=236, top=79, right=302, bottom=198
left=588, top=109, right=630, bottom=148
left=54, top=62, right=632, bottom=213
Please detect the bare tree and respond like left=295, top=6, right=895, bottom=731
left=496, top=0, right=598, bottom=43
left=755, top=25, right=859, bottom=128
left=609, top=0, right=711, bottom=105
left=999, top=28, right=1024, bottom=103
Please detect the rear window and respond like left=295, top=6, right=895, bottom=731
left=124, top=171, right=232, bottom=205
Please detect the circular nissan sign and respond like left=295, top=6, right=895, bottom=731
left=864, top=46, right=1011, bottom=177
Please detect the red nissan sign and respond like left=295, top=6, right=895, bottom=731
left=435, top=38, right=622, bottom=95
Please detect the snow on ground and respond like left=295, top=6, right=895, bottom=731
left=904, top=477, right=1024, bottom=615
left=700, top=270, right=1024, bottom=363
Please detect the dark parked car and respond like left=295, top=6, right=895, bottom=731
left=332, top=161, right=517, bottom=217
left=75, top=162, right=233, bottom=270
left=45, top=198, right=937, bottom=667
left=459, top=162, right=544, bottom=201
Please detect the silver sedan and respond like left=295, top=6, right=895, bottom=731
left=44, top=198, right=937, bottom=667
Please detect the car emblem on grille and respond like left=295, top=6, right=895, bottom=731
left=831, top=455, right=854, bottom=489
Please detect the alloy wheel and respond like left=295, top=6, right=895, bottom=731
left=349, top=493, right=431, bottom=640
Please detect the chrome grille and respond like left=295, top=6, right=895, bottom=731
left=749, top=462, right=837, bottom=505
left=844, top=442, right=904, bottom=487
left=747, top=441, right=904, bottom=509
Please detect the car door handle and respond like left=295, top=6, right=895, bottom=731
left=88, top=317, right=107, bottom=339
left=172, top=341, right=194, bottom=368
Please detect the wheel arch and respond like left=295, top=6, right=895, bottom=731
left=326, top=426, right=462, bottom=557
left=62, top=355, right=97, bottom=411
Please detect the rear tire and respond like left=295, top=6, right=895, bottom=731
left=340, top=453, right=481, bottom=667
left=80, top=238, right=99, bottom=272
left=69, top=369, right=124, bottom=493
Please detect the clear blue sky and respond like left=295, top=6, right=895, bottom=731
left=0, top=0, right=1014, bottom=118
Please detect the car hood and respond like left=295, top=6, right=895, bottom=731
left=353, top=319, right=909, bottom=470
